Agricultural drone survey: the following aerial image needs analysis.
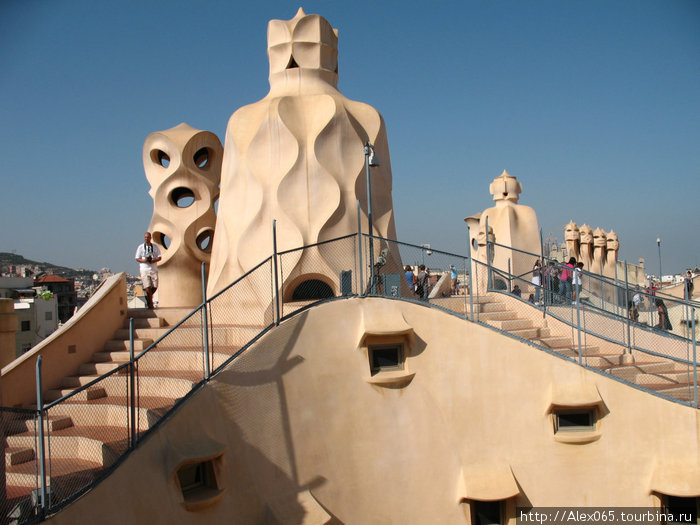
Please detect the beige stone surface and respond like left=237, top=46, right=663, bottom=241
left=207, top=8, right=401, bottom=303
left=144, top=123, right=222, bottom=307
left=579, top=223, right=594, bottom=271
left=468, top=171, right=541, bottom=287
left=564, top=220, right=580, bottom=263
left=1, top=274, right=127, bottom=407
left=48, top=298, right=700, bottom=524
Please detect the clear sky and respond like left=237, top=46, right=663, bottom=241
left=2, top=0, right=698, bottom=277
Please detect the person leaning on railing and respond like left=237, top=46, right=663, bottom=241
left=654, top=299, right=672, bottom=331
left=685, top=270, right=694, bottom=300
left=545, top=262, right=559, bottom=305
left=559, top=258, right=576, bottom=303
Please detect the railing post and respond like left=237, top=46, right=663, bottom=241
left=35, top=356, right=47, bottom=517
left=365, top=143, right=375, bottom=295
left=357, top=200, right=364, bottom=297
left=624, top=262, right=632, bottom=356
left=575, top=290, right=583, bottom=365
left=600, top=253, right=606, bottom=312
left=201, top=262, right=211, bottom=380
left=129, top=318, right=136, bottom=448
left=615, top=261, right=616, bottom=315
left=466, top=226, right=474, bottom=322
left=485, top=216, right=492, bottom=291
left=540, top=228, right=546, bottom=319
left=507, top=258, right=512, bottom=293
left=272, top=220, right=281, bottom=325
left=692, top=307, right=697, bottom=408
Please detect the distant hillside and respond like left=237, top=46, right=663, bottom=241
left=0, top=252, right=95, bottom=279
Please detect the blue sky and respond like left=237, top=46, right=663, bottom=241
left=1, top=0, right=698, bottom=277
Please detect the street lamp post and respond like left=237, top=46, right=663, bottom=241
left=657, top=237, right=662, bottom=288
left=421, top=244, right=432, bottom=266
left=364, top=142, right=379, bottom=293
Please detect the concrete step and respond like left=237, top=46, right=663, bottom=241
left=61, top=374, right=195, bottom=398
left=48, top=401, right=168, bottom=430
left=92, top=351, right=131, bottom=363
left=478, top=311, right=518, bottom=321
left=575, top=355, right=623, bottom=368
left=633, top=370, right=696, bottom=386
left=113, top=325, right=263, bottom=347
left=86, top=351, right=222, bottom=375
left=104, top=339, right=153, bottom=352
left=508, top=326, right=551, bottom=339
left=488, top=318, right=534, bottom=331
left=5, top=447, right=35, bottom=467
left=535, top=336, right=573, bottom=349
left=554, top=346, right=602, bottom=358
left=480, top=302, right=509, bottom=313
left=6, top=434, right=120, bottom=467
left=135, top=350, right=232, bottom=372
left=126, top=308, right=162, bottom=319
left=6, top=457, right=102, bottom=489
left=6, top=415, right=73, bottom=435
left=44, top=386, right=107, bottom=403
left=79, top=362, right=125, bottom=375
left=606, top=362, right=685, bottom=381
left=126, top=307, right=201, bottom=326
left=643, top=384, right=695, bottom=401
left=6, top=470, right=50, bottom=489
left=128, top=316, right=165, bottom=329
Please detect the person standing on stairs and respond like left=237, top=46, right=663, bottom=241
left=135, top=231, right=162, bottom=309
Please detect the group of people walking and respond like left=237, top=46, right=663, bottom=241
left=405, top=265, right=430, bottom=301
left=530, top=257, right=583, bottom=305
left=529, top=256, right=677, bottom=332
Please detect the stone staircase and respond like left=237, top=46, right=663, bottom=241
left=3, top=307, right=264, bottom=515
left=432, top=293, right=699, bottom=403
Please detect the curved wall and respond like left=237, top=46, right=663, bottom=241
left=48, top=297, right=700, bottom=524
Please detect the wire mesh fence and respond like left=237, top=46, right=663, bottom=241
left=40, top=363, right=131, bottom=513
left=132, top=307, right=206, bottom=442
left=278, top=234, right=360, bottom=319
left=486, top=238, right=698, bottom=405
left=2, top=231, right=697, bottom=522
left=361, top=236, right=472, bottom=317
left=207, top=257, right=275, bottom=374
left=1, top=407, right=41, bottom=525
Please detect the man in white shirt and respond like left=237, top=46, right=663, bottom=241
left=135, top=232, right=162, bottom=309
left=632, top=288, right=643, bottom=310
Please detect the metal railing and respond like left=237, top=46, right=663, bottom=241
left=1, top=229, right=697, bottom=522
left=484, top=237, right=698, bottom=405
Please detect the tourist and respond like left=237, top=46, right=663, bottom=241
left=559, top=257, right=576, bottom=302
left=654, top=299, right=672, bottom=331
left=450, top=265, right=458, bottom=295
left=628, top=300, right=639, bottom=323
left=404, top=265, right=415, bottom=293
left=512, top=284, right=522, bottom=297
left=531, top=259, right=542, bottom=304
left=685, top=270, right=694, bottom=300
left=135, top=232, right=162, bottom=309
left=632, top=287, right=643, bottom=311
left=546, top=262, right=559, bottom=305
left=416, top=264, right=429, bottom=301
left=572, top=262, right=583, bottom=303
